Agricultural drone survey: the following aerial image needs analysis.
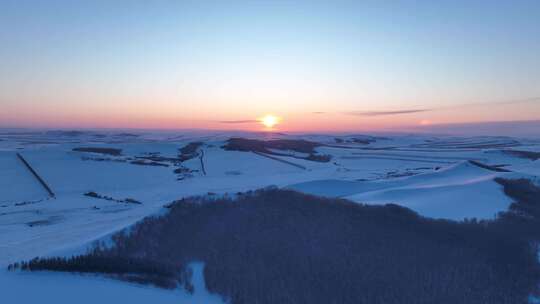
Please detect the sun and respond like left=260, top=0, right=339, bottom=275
left=260, top=115, right=279, bottom=129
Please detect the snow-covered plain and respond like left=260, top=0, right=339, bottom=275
left=1, top=129, right=539, bottom=303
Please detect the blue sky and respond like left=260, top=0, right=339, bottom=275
left=1, top=0, right=539, bottom=131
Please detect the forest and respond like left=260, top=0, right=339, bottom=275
left=223, top=138, right=331, bottom=162
left=9, top=180, right=540, bottom=304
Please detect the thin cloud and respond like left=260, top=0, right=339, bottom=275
left=345, top=96, right=540, bottom=117
left=312, top=111, right=326, bottom=114
left=346, top=109, right=431, bottom=117
left=442, top=96, right=540, bottom=109
left=218, top=119, right=258, bottom=124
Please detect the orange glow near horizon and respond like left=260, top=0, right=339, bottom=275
left=1, top=98, right=539, bottom=132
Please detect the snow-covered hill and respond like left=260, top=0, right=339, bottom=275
left=289, top=161, right=524, bottom=220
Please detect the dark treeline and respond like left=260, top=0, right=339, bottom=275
left=496, top=178, right=540, bottom=212
left=179, top=142, right=203, bottom=161
left=72, top=147, right=122, bottom=156
left=494, top=178, right=540, bottom=240
left=223, top=138, right=321, bottom=154
left=129, top=159, right=169, bottom=167
left=8, top=255, right=188, bottom=290
left=84, top=191, right=142, bottom=204
left=223, top=138, right=331, bottom=162
left=10, top=182, right=540, bottom=304
left=334, top=137, right=378, bottom=145
left=468, top=160, right=511, bottom=172
left=502, top=150, right=540, bottom=161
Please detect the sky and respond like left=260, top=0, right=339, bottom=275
left=1, top=0, right=539, bottom=132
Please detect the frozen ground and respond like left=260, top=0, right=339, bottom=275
left=1, top=129, right=539, bottom=302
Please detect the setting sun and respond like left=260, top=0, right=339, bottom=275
left=260, top=115, right=279, bottom=128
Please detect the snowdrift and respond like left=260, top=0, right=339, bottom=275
left=289, top=161, right=514, bottom=220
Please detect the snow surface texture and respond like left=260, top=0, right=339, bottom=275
left=1, top=130, right=539, bottom=303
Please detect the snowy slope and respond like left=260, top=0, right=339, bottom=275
left=345, top=178, right=510, bottom=220
left=289, top=161, right=514, bottom=220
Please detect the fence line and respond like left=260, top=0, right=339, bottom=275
left=253, top=151, right=306, bottom=170
left=199, top=149, right=207, bottom=175
left=17, top=153, right=55, bottom=198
